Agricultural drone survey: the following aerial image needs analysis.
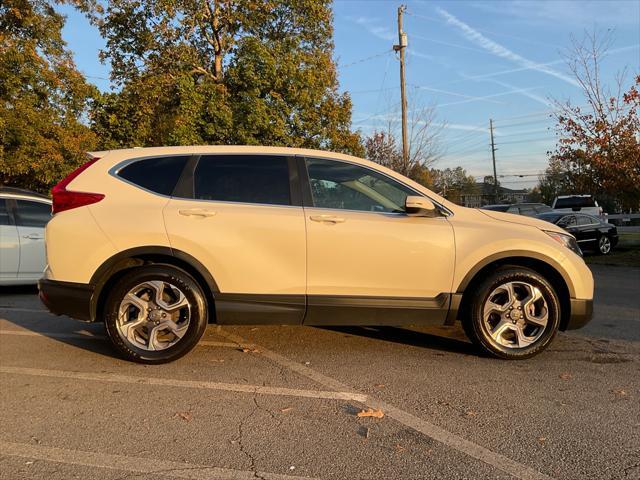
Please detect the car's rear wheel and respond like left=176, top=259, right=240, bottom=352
left=104, top=265, right=208, bottom=364
left=597, top=235, right=612, bottom=255
left=463, top=267, right=561, bottom=359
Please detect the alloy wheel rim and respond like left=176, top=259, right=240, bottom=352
left=599, top=236, right=611, bottom=254
left=116, top=281, right=191, bottom=351
left=482, top=281, right=549, bottom=349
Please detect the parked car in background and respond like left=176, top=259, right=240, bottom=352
left=481, top=203, right=552, bottom=217
left=39, top=146, right=593, bottom=364
left=552, top=195, right=603, bottom=217
left=536, top=212, right=618, bottom=255
left=0, top=187, right=52, bottom=285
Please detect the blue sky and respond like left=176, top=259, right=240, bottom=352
left=59, top=0, right=640, bottom=188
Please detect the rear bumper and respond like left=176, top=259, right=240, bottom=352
left=565, top=298, right=593, bottom=330
left=38, top=279, right=94, bottom=321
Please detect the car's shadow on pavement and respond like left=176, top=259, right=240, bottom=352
left=317, top=325, right=478, bottom=356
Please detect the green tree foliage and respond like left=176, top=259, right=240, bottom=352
left=0, top=0, right=98, bottom=192
left=92, top=0, right=363, bottom=155
left=429, top=167, right=477, bottom=204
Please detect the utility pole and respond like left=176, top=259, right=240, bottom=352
left=489, top=118, right=498, bottom=203
left=394, top=5, right=409, bottom=172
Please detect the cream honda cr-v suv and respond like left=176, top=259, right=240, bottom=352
left=39, top=146, right=593, bottom=363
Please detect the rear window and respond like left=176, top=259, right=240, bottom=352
left=118, top=156, right=189, bottom=196
left=193, top=155, right=291, bottom=206
left=554, top=197, right=596, bottom=209
left=15, top=200, right=51, bottom=228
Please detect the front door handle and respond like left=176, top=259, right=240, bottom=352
left=179, top=209, right=217, bottom=218
left=309, top=214, right=346, bottom=224
left=22, top=234, right=44, bottom=240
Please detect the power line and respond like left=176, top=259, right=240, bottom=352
left=339, top=49, right=393, bottom=69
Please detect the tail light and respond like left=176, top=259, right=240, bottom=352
left=51, top=156, right=105, bottom=214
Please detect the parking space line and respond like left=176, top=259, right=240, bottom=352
left=0, top=366, right=368, bottom=402
left=0, top=329, right=249, bottom=349
left=0, top=440, right=315, bottom=480
left=216, top=329, right=553, bottom=480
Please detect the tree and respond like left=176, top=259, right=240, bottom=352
left=548, top=31, right=640, bottom=212
left=429, top=167, right=476, bottom=204
left=0, top=0, right=98, bottom=192
left=91, top=0, right=363, bottom=156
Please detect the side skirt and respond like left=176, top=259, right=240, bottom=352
left=213, top=293, right=453, bottom=326
left=304, top=293, right=451, bottom=326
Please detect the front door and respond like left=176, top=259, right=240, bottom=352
left=163, top=154, right=306, bottom=324
left=301, top=157, right=455, bottom=325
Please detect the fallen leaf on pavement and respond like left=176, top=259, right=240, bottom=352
left=240, top=347, right=260, bottom=353
left=465, top=410, right=477, bottom=417
left=559, top=372, right=572, bottom=380
left=174, top=412, right=192, bottom=422
left=280, top=407, right=293, bottom=413
left=538, top=437, right=546, bottom=443
left=357, top=408, right=384, bottom=419
left=611, top=388, right=628, bottom=397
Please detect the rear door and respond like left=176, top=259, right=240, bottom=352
left=15, top=199, right=51, bottom=279
left=0, top=199, right=19, bottom=282
left=163, top=154, right=306, bottom=324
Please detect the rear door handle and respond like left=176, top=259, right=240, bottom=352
left=22, top=234, right=44, bottom=240
left=179, top=209, right=217, bottom=218
left=309, top=215, right=346, bottom=224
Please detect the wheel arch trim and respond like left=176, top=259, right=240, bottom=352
left=89, top=246, right=219, bottom=321
left=455, top=250, right=576, bottom=298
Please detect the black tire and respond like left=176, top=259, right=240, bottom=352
left=103, top=264, right=208, bottom=364
left=597, top=234, right=612, bottom=255
left=462, top=266, right=561, bottom=360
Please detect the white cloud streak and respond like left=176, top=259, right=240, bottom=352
left=435, top=7, right=580, bottom=87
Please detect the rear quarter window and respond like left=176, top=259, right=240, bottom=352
left=118, top=156, right=189, bottom=196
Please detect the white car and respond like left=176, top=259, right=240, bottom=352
left=551, top=195, right=603, bottom=218
left=0, top=187, right=51, bottom=285
left=39, top=147, right=593, bottom=363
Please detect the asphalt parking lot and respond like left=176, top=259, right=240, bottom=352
left=1, top=264, right=638, bottom=480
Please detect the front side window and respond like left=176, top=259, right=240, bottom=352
left=15, top=200, right=51, bottom=228
left=118, top=156, right=189, bottom=196
left=194, top=155, right=291, bottom=206
left=0, top=199, right=12, bottom=226
left=305, top=158, right=415, bottom=213
left=558, top=215, right=577, bottom=227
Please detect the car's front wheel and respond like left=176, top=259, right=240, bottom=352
left=103, top=265, right=208, bottom=364
left=463, top=267, right=561, bottom=359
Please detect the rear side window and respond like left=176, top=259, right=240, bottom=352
left=118, top=156, right=188, bottom=196
left=577, top=215, right=596, bottom=226
left=194, top=155, right=291, bottom=206
left=15, top=200, right=51, bottom=228
left=0, top=199, right=12, bottom=226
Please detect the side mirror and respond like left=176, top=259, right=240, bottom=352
left=405, top=196, right=439, bottom=217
